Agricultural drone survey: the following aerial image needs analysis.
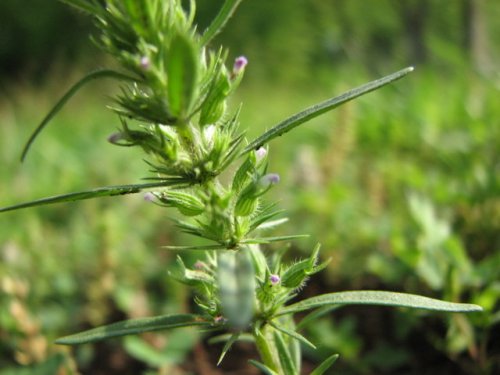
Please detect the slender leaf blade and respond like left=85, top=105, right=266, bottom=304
left=242, top=67, right=414, bottom=154
left=21, top=69, right=138, bottom=161
left=310, top=353, right=340, bottom=375
left=201, top=0, right=243, bottom=45
left=217, top=332, right=239, bottom=365
left=241, top=234, right=309, bottom=244
left=277, top=291, right=483, bottom=316
left=274, top=331, right=297, bottom=375
left=163, top=244, right=227, bottom=251
left=248, top=360, right=279, bottom=375
left=167, top=33, right=199, bottom=119
left=56, top=314, right=210, bottom=345
left=269, top=321, right=316, bottom=350
left=0, top=181, right=176, bottom=213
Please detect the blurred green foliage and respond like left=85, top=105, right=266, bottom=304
left=1, top=0, right=499, bottom=374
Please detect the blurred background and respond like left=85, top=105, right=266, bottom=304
left=1, top=0, right=499, bottom=374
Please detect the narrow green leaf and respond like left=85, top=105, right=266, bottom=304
left=163, top=244, right=227, bottom=251
left=296, top=305, right=340, bottom=330
left=242, top=67, right=414, bottom=154
left=310, top=353, right=340, bottom=375
left=208, top=333, right=254, bottom=345
left=0, top=181, right=176, bottom=213
left=167, top=33, right=199, bottom=119
left=59, top=0, right=100, bottom=14
left=201, top=0, right=244, bottom=46
left=241, top=234, right=309, bottom=244
left=269, top=321, right=316, bottom=350
left=21, top=69, right=138, bottom=161
left=248, top=360, right=279, bottom=375
left=277, top=290, right=483, bottom=316
left=217, top=332, right=239, bottom=366
left=274, top=331, right=297, bottom=375
left=56, top=314, right=210, bottom=345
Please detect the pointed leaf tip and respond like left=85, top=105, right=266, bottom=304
left=242, top=66, right=415, bottom=154
left=20, top=69, right=137, bottom=162
left=56, top=313, right=209, bottom=345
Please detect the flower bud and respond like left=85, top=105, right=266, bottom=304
left=258, top=173, right=280, bottom=189
left=158, top=191, right=205, bottom=216
left=139, top=56, right=150, bottom=70
left=255, top=147, right=267, bottom=162
left=107, top=132, right=124, bottom=144
left=233, top=56, right=248, bottom=75
left=143, top=192, right=155, bottom=202
left=269, top=274, right=280, bottom=285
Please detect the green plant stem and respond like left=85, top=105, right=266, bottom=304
left=254, top=324, right=284, bottom=374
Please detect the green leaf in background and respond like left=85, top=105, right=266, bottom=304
left=167, top=33, right=199, bottom=120
left=55, top=313, right=210, bottom=345
left=217, top=332, right=240, bottom=365
left=248, top=360, right=279, bottom=375
left=274, top=331, right=298, bottom=375
left=277, top=290, right=483, bottom=316
left=242, top=67, right=414, bottom=154
left=310, top=353, right=340, bottom=375
left=269, top=320, right=316, bottom=350
left=0, top=181, right=184, bottom=213
left=201, top=0, right=244, bottom=46
left=21, top=69, right=138, bottom=161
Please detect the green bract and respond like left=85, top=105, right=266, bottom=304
left=1, top=0, right=482, bottom=373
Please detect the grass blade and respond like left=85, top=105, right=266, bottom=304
left=201, top=0, right=243, bottom=46
left=217, top=332, right=239, bottom=366
left=277, top=290, right=483, bottom=316
left=21, top=69, right=138, bottom=161
left=269, top=321, right=316, bottom=350
left=56, top=314, right=210, bottom=345
left=310, top=353, right=340, bottom=375
left=248, top=360, right=279, bottom=375
left=274, top=331, right=297, bottom=375
left=0, top=181, right=175, bottom=213
left=242, top=67, right=414, bottom=154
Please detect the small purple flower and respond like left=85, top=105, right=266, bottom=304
left=139, top=56, right=150, bottom=70
left=194, top=260, right=206, bottom=270
left=269, top=274, right=280, bottom=285
left=214, top=315, right=226, bottom=324
left=255, top=147, right=267, bottom=162
left=143, top=192, right=155, bottom=202
left=259, top=173, right=280, bottom=188
left=107, top=132, right=123, bottom=144
left=233, top=56, right=248, bottom=75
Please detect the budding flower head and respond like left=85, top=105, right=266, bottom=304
left=143, top=192, right=155, bottom=202
left=233, top=56, right=248, bottom=75
left=194, top=260, right=206, bottom=270
left=269, top=274, right=280, bottom=285
left=255, top=147, right=267, bottom=162
left=214, top=315, right=227, bottom=324
left=259, top=173, right=280, bottom=188
left=139, top=56, right=150, bottom=70
left=107, top=132, right=123, bottom=144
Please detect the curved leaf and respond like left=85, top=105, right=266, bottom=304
left=0, top=181, right=180, bottom=213
left=310, top=353, right=340, bottom=375
left=269, top=321, right=316, bottom=350
left=248, top=360, right=279, bottom=375
left=167, top=33, right=199, bottom=119
left=56, top=313, right=210, bottom=345
left=201, top=0, right=244, bottom=46
left=21, top=69, right=138, bottom=161
left=277, top=290, right=483, bottom=316
left=242, top=67, right=414, bottom=154
left=274, top=331, right=297, bottom=375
